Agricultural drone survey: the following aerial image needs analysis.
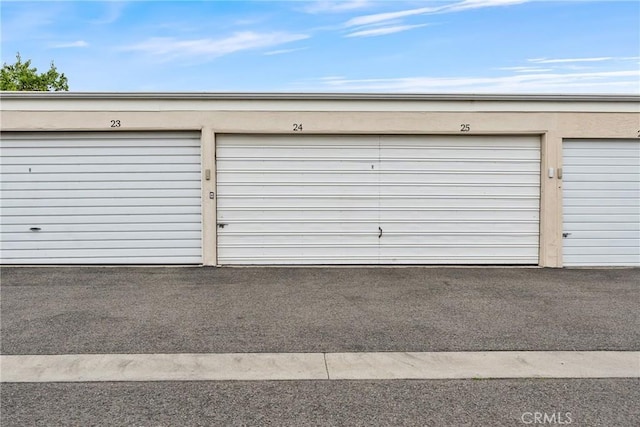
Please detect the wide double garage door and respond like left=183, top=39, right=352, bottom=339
left=1, top=132, right=202, bottom=264
left=217, top=135, right=541, bottom=265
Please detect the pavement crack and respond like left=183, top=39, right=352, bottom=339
left=323, top=353, right=330, bottom=380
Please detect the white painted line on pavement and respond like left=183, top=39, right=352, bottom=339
left=0, top=353, right=328, bottom=382
left=326, top=351, right=640, bottom=380
left=1, top=351, right=638, bottom=383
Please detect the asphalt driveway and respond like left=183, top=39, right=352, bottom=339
left=1, top=267, right=638, bottom=355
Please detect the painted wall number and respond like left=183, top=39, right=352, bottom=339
left=110, top=120, right=121, bottom=128
left=460, top=124, right=470, bottom=132
left=293, top=123, right=303, bottom=131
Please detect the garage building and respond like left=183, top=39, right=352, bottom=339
left=1, top=92, right=638, bottom=267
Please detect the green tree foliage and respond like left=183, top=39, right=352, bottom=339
left=1, top=53, right=69, bottom=91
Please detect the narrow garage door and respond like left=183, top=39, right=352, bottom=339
left=563, top=139, right=640, bottom=266
left=1, top=132, right=202, bottom=264
left=216, top=134, right=540, bottom=265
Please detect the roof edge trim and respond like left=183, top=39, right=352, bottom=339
left=1, top=92, right=639, bottom=102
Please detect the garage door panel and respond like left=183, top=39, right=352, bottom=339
left=563, top=206, right=640, bottom=215
left=216, top=222, right=378, bottom=234
left=562, top=165, right=640, bottom=174
left=560, top=255, right=640, bottom=266
left=2, top=214, right=201, bottom=225
left=382, top=160, right=540, bottom=172
left=379, top=221, right=540, bottom=233
left=381, top=135, right=537, bottom=145
left=380, top=246, right=538, bottom=256
left=374, top=197, right=539, bottom=209
left=218, top=159, right=375, bottom=172
left=218, top=184, right=379, bottom=196
left=1, top=155, right=199, bottom=166
left=217, top=256, right=380, bottom=265
left=564, top=198, right=639, bottom=207
left=217, top=246, right=379, bottom=265
left=221, top=135, right=372, bottom=147
left=3, top=256, right=202, bottom=265
left=2, top=189, right=202, bottom=199
left=217, top=134, right=540, bottom=265
left=379, top=209, right=538, bottom=221
left=560, top=230, right=639, bottom=239
left=2, top=205, right=201, bottom=216
left=563, top=157, right=640, bottom=166
left=564, top=222, right=640, bottom=232
left=382, top=135, right=539, bottom=264
left=378, top=256, right=536, bottom=264
left=2, top=180, right=201, bottom=191
left=219, top=233, right=379, bottom=246
left=2, top=231, right=202, bottom=242
left=562, top=214, right=638, bottom=223
left=379, top=148, right=540, bottom=160
left=1, top=132, right=199, bottom=144
left=564, top=246, right=639, bottom=256
left=379, top=186, right=539, bottom=197
left=379, top=234, right=538, bottom=245
left=563, top=181, right=639, bottom=190
left=1, top=172, right=201, bottom=184
left=565, top=171, right=640, bottom=184
left=217, top=196, right=379, bottom=209
left=563, top=139, right=640, bottom=266
left=0, top=132, right=202, bottom=264
left=2, top=146, right=198, bottom=157
left=2, top=247, right=202, bottom=261
left=1, top=163, right=201, bottom=174
left=564, top=190, right=639, bottom=199
left=561, top=147, right=638, bottom=156
left=3, top=238, right=201, bottom=250
left=379, top=173, right=538, bottom=184
left=218, top=148, right=377, bottom=159
left=1, top=197, right=203, bottom=208
left=563, top=238, right=640, bottom=248
left=1, top=222, right=201, bottom=233
left=218, top=208, right=379, bottom=221
left=218, top=172, right=379, bottom=184
left=563, top=140, right=638, bottom=149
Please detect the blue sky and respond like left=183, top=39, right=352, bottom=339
left=1, top=0, right=639, bottom=93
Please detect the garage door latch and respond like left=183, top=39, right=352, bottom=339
left=563, top=232, right=571, bottom=238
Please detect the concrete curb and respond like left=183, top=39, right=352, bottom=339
left=1, top=351, right=638, bottom=382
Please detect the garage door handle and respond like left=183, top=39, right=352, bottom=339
left=218, top=223, right=228, bottom=229
left=378, top=227, right=383, bottom=238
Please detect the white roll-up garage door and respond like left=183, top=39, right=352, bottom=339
left=1, top=132, right=202, bottom=264
left=217, top=134, right=540, bottom=265
left=563, top=139, right=640, bottom=266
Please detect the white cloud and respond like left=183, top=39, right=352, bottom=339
left=346, top=24, right=428, bottom=38
left=51, top=40, right=89, bottom=49
left=122, top=32, right=309, bottom=60
left=304, top=0, right=371, bottom=14
left=308, top=70, right=640, bottom=94
left=498, top=66, right=553, bottom=73
left=447, top=0, right=531, bottom=13
left=344, top=0, right=531, bottom=27
left=345, top=6, right=438, bottom=27
left=90, top=2, right=127, bottom=25
left=528, top=57, right=615, bottom=64
left=263, top=47, right=308, bottom=56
